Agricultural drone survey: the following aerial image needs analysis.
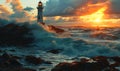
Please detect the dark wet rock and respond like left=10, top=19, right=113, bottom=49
left=110, top=57, right=120, bottom=68
left=48, top=25, right=65, bottom=34
left=9, top=49, right=16, bottom=52
left=0, top=67, right=36, bottom=71
left=40, top=22, right=45, bottom=25
left=25, top=55, right=52, bottom=65
left=111, top=56, right=120, bottom=63
left=44, top=61, right=52, bottom=64
left=0, top=23, right=34, bottom=47
left=80, top=58, right=90, bottom=63
left=47, top=49, right=62, bottom=54
left=52, top=61, right=110, bottom=71
left=12, top=55, right=22, bottom=59
left=92, top=56, right=109, bottom=66
left=0, top=50, right=3, bottom=53
left=0, top=53, right=22, bottom=67
left=108, top=67, right=119, bottom=71
left=2, top=52, right=21, bottom=59
left=52, top=62, right=71, bottom=71
left=110, top=62, right=120, bottom=68
left=0, top=53, right=36, bottom=71
left=39, top=22, right=65, bottom=33
left=52, top=56, right=120, bottom=71
left=39, top=68, right=46, bottom=70
left=25, top=55, right=44, bottom=65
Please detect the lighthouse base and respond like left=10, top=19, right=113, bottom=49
left=38, top=22, right=65, bottom=34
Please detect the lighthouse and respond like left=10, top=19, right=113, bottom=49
left=37, top=1, right=43, bottom=23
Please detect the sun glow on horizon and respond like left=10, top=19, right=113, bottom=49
left=80, top=6, right=107, bottom=27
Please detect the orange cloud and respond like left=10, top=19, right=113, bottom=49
left=11, top=0, right=23, bottom=12
left=75, top=0, right=110, bottom=16
left=2, top=0, right=36, bottom=22
left=6, top=0, right=11, bottom=3
left=0, top=5, right=13, bottom=20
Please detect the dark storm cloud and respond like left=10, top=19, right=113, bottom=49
left=44, top=0, right=85, bottom=16
left=44, top=0, right=120, bottom=16
left=24, top=7, right=34, bottom=11
left=0, top=18, right=9, bottom=25
left=109, top=0, right=120, bottom=14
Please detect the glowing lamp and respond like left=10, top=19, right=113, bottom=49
left=38, top=1, right=42, bottom=6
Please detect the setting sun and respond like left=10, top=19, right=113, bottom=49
left=80, top=6, right=107, bottom=27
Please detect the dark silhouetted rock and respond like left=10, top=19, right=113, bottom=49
left=52, top=61, right=110, bottom=71
left=9, top=49, right=16, bottom=52
left=0, top=67, right=36, bottom=71
left=44, top=61, right=52, bottom=64
left=0, top=50, right=3, bottom=53
left=52, top=56, right=120, bottom=71
left=111, top=56, right=120, bottom=63
left=0, top=53, right=36, bottom=71
left=48, top=25, right=65, bottom=34
left=110, top=56, right=120, bottom=69
left=47, top=49, right=62, bottom=54
left=0, top=53, right=22, bottom=67
left=0, top=23, right=34, bottom=47
left=92, top=56, right=109, bottom=67
left=39, top=68, right=46, bottom=70
left=25, top=55, right=44, bottom=65
left=25, top=55, right=52, bottom=65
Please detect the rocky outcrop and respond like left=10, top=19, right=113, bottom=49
left=25, top=55, right=52, bottom=65
left=0, top=23, right=34, bottom=47
left=47, top=49, right=62, bottom=54
left=48, top=25, right=65, bottom=33
left=0, top=53, right=22, bottom=67
left=0, top=53, right=36, bottom=71
left=25, top=55, right=44, bottom=65
left=51, top=56, right=120, bottom=71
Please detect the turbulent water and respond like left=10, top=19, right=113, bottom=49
left=0, top=23, right=120, bottom=71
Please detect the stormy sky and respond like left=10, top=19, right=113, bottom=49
left=0, top=0, right=120, bottom=24
left=44, top=0, right=120, bottom=16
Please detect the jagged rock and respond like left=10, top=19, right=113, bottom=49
left=110, top=57, right=120, bottom=68
left=48, top=25, right=65, bottom=34
left=111, top=57, right=120, bottom=63
left=39, top=68, right=46, bottom=70
left=0, top=50, right=3, bottom=53
left=92, top=56, right=109, bottom=67
left=44, top=61, right=52, bottom=64
left=0, top=23, right=34, bottom=47
left=52, top=60, right=110, bottom=71
left=0, top=53, right=22, bottom=67
left=51, top=56, right=120, bottom=71
left=0, top=67, right=36, bottom=71
left=47, top=49, right=62, bottom=54
left=0, top=53, right=36, bottom=71
left=25, top=55, right=44, bottom=65
left=9, top=49, right=16, bottom=52
left=25, top=55, right=52, bottom=65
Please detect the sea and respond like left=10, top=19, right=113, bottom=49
left=0, top=22, right=120, bottom=71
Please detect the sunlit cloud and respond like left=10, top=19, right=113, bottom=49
left=0, top=0, right=36, bottom=23
left=6, top=0, right=12, bottom=3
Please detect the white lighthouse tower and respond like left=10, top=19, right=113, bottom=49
left=37, top=1, right=43, bottom=23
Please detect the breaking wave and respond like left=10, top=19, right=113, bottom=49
left=0, top=22, right=120, bottom=57
left=0, top=22, right=120, bottom=71
left=31, top=23, right=120, bottom=57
